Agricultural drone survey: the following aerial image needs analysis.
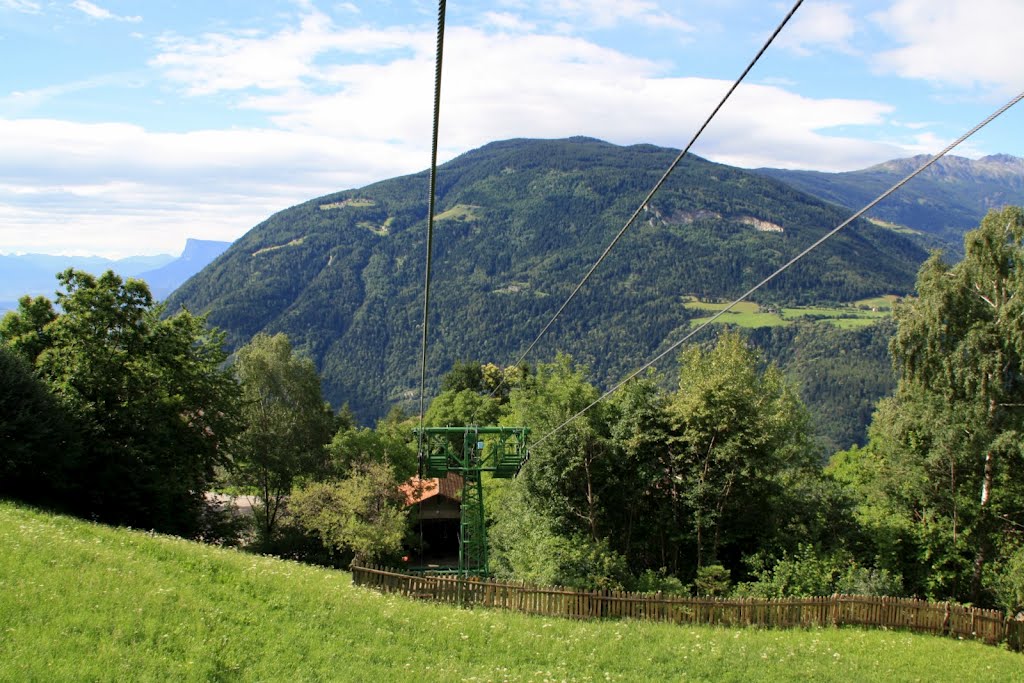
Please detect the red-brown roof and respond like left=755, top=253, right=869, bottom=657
left=399, top=473, right=464, bottom=507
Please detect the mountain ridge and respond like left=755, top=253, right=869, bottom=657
left=167, top=136, right=929, bottom=423
left=0, top=240, right=230, bottom=312
left=137, top=239, right=232, bottom=300
left=755, top=153, right=1024, bottom=248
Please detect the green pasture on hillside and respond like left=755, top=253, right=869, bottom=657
left=683, top=295, right=899, bottom=329
left=1, top=501, right=1020, bottom=682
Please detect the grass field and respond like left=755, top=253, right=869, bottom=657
left=683, top=296, right=899, bottom=329
left=1, top=501, right=1021, bottom=682
left=319, top=198, right=376, bottom=210
left=436, top=204, right=483, bottom=221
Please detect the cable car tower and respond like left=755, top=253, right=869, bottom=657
left=415, top=426, right=529, bottom=577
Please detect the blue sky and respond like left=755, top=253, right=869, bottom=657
left=1, top=0, right=1022, bottom=257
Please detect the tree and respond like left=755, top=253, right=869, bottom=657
left=490, top=343, right=816, bottom=589
left=485, top=354, right=642, bottom=589
left=488, top=479, right=630, bottom=590
left=326, top=424, right=417, bottom=480
left=855, top=207, right=1024, bottom=603
left=424, top=388, right=503, bottom=428
left=441, top=360, right=486, bottom=393
left=605, top=372, right=677, bottom=573
left=289, top=460, right=407, bottom=565
left=1, top=269, right=239, bottom=534
left=0, top=345, right=78, bottom=506
left=232, top=333, right=335, bottom=542
left=505, top=354, right=617, bottom=543
left=668, top=331, right=813, bottom=572
left=0, top=294, right=57, bottom=363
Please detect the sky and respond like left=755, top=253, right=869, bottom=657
left=1, top=0, right=1022, bottom=257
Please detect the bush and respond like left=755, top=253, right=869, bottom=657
left=289, top=461, right=407, bottom=566
left=992, top=546, right=1024, bottom=615
left=694, top=564, right=731, bottom=597
left=735, top=545, right=903, bottom=598
left=835, top=565, right=904, bottom=597
left=632, top=568, right=688, bottom=595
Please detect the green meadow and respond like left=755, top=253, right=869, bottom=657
left=684, top=295, right=898, bottom=329
left=1, top=501, right=1021, bottom=682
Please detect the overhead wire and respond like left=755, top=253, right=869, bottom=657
left=488, top=0, right=806, bottom=399
left=417, top=0, right=448, bottom=456
left=526, top=89, right=1024, bottom=453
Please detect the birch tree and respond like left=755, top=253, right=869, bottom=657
left=232, top=333, right=334, bottom=541
left=883, top=206, right=1024, bottom=602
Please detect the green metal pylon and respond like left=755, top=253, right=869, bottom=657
left=414, top=425, right=529, bottom=577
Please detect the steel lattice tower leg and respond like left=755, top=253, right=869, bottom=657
left=459, top=470, right=487, bottom=576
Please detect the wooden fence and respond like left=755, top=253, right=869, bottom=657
left=352, top=564, right=1023, bottom=651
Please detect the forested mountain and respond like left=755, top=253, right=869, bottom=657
left=167, top=137, right=929, bottom=424
left=751, top=321, right=896, bottom=452
left=756, top=154, right=1024, bottom=249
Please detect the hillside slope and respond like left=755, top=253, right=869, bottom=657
left=756, top=154, right=1024, bottom=249
left=2, top=502, right=1021, bottom=681
left=168, top=137, right=929, bottom=421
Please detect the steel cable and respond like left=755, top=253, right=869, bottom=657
left=418, top=0, right=447, bottom=453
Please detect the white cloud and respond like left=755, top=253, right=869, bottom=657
left=758, top=76, right=798, bottom=88
left=777, top=2, right=857, bottom=56
left=5, top=3, right=975, bottom=257
left=0, top=117, right=421, bottom=256
left=0, top=0, right=40, bottom=14
left=481, top=11, right=536, bottom=32
left=2, top=15, right=913, bottom=251
left=70, top=0, right=141, bottom=23
left=871, top=0, right=1024, bottom=94
left=667, top=81, right=900, bottom=170
left=547, top=0, right=692, bottom=32
left=0, top=74, right=143, bottom=115
left=152, top=11, right=424, bottom=96
left=198, top=22, right=900, bottom=170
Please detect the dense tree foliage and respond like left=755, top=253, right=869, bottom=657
left=486, top=336, right=829, bottom=590
left=231, top=333, right=335, bottom=541
left=831, top=208, right=1024, bottom=605
left=668, top=333, right=813, bottom=569
left=1, top=270, right=239, bottom=535
left=290, top=460, right=407, bottom=565
left=0, top=345, right=78, bottom=506
left=0, top=294, right=57, bottom=362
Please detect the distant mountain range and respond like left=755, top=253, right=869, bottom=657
left=755, top=154, right=1024, bottom=250
left=0, top=238, right=230, bottom=312
left=138, top=239, right=233, bottom=300
left=166, top=137, right=929, bottom=424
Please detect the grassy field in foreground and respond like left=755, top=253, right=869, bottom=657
left=1, top=502, right=1021, bottom=682
left=684, top=296, right=897, bottom=329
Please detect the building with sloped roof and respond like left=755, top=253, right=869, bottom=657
left=400, top=473, right=462, bottom=568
